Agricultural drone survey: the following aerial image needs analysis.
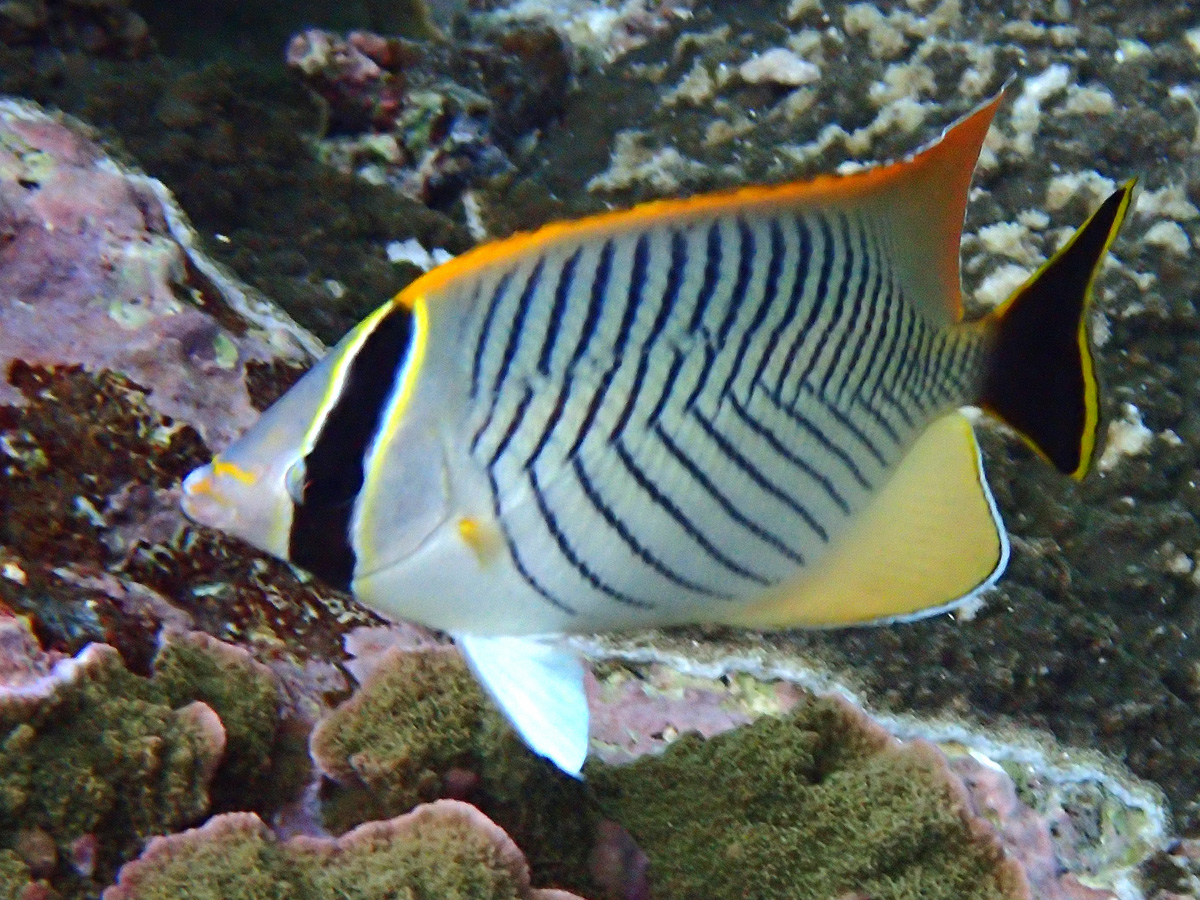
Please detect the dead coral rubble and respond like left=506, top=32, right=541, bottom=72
left=101, top=800, right=586, bottom=900
left=285, top=22, right=572, bottom=206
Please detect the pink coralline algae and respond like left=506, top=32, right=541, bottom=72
left=0, top=96, right=382, bottom=697
left=0, top=97, right=319, bottom=449
left=0, top=614, right=64, bottom=693
left=102, top=800, right=588, bottom=900
left=950, top=753, right=1124, bottom=900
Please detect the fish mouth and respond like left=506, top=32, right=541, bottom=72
left=180, top=465, right=236, bottom=531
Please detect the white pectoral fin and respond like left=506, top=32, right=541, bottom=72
left=454, top=633, right=590, bottom=777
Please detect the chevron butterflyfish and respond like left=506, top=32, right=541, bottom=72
left=182, top=87, right=1135, bottom=775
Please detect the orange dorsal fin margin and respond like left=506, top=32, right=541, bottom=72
left=395, top=89, right=1005, bottom=323
left=860, top=89, right=1003, bottom=325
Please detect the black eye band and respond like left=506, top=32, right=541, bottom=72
left=288, top=305, right=414, bottom=590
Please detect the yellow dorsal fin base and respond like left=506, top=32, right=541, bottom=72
left=721, top=412, right=1008, bottom=629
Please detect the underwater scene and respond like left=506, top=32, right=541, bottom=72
left=1, top=0, right=1199, bottom=897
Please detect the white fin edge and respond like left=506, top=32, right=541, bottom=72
left=874, top=416, right=1011, bottom=626
left=454, top=633, right=589, bottom=777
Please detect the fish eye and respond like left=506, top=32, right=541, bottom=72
left=284, top=458, right=308, bottom=505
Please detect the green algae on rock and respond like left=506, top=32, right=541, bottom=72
left=310, top=648, right=599, bottom=893
left=101, top=800, right=586, bottom=900
left=0, top=848, right=42, bottom=900
left=311, top=648, right=491, bottom=816
left=311, top=644, right=1036, bottom=899
left=0, top=617, right=289, bottom=900
left=589, top=695, right=1030, bottom=900
left=150, top=631, right=281, bottom=802
left=0, top=643, right=225, bottom=896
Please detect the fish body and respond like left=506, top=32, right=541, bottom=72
left=182, top=89, right=1134, bottom=774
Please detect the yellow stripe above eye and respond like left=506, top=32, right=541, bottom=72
left=212, top=459, right=256, bottom=485
left=300, top=300, right=397, bottom=455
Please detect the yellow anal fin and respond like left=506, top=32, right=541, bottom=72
left=723, top=412, right=1008, bottom=629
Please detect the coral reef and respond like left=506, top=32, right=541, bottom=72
left=0, top=96, right=317, bottom=440
left=101, top=800, right=585, bottom=900
left=0, top=97, right=383, bottom=685
left=0, top=615, right=285, bottom=896
left=310, top=648, right=600, bottom=894
left=948, top=751, right=1123, bottom=900
left=1, top=1, right=1199, bottom=898
left=310, top=641, right=1095, bottom=899
left=150, top=631, right=282, bottom=802
left=0, top=624, right=226, bottom=895
left=0, top=57, right=471, bottom=347
left=590, top=695, right=1030, bottom=900
left=0, top=0, right=150, bottom=57
left=0, top=849, right=43, bottom=900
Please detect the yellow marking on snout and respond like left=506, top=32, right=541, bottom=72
left=458, top=516, right=503, bottom=566
left=212, top=459, right=257, bottom=485
left=184, top=473, right=213, bottom=496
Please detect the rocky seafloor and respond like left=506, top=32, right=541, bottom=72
left=1, top=0, right=1199, bottom=898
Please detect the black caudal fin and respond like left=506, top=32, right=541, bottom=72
left=980, top=182, right=1136, bottom=479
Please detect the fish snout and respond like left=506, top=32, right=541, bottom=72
left=180, top=464, right=237, bottom=530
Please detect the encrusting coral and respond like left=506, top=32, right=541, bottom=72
left=310, top=647, right=488, bottom=815
left=589, top=694, right=1031, bottom=900
left=309, top=644, right=1032, bottom=900
left=0, top=640, right=224, bottom=894
left=310, top=647, right=600, bottom=893
left=0, top=617, right=280, bottom=897
left=152, top=631, right=280, bottom=795
left=101, top=800, right=585, bottom=900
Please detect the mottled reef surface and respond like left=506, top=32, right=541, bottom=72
left=1, top=0, right=1199, bottom=877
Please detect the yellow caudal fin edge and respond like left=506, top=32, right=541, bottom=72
left=980, top=181, right=1135, bottom=479
left=719, top=412, right=1008, bottom=629
left=394, top=89, right=1006, bottom=313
